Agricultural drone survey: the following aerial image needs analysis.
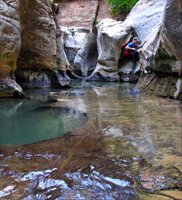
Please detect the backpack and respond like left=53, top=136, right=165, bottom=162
left=120, top=43, right=130, bottom=58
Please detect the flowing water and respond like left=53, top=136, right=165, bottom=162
left=0, top=81, right=181, bottom=200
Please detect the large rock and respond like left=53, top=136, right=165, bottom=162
left=63, top=28, right=89, bottom=66
left=85, top=0, right=182, bottom=99
left=62, top=27, right=93, bottom=78
left=125, top=0, right=181, bottom=75
left=0, top=0, right=24, bottom=97
left=87, top=19, right=132, bottom=81
left=124, top=0, right=182, bottom=100
left=0, top=78, right=25, bottom=98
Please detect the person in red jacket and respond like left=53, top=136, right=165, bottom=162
left=122, top=37, right=147, bottom=73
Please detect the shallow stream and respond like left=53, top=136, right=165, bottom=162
left=0, top=81, right=181, bottom=199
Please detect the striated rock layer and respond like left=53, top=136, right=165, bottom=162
left=0, top=0, right=64, bottom=97
left=0, top=0, right=23, bottom=97
left=15, top=0, right=61, bottom=88
left=133, top=0, right=182, bottom=100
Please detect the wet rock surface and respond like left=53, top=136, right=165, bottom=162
left=137, top=74, right=182, bottom=101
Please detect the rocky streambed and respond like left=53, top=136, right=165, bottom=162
left=0, top=81, right=181, bottom=199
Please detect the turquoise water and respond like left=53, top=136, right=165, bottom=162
left=0, top=97, right=87, bottom=145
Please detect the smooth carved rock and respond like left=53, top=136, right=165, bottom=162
left=17, top=0, right=56, bottom=70
left=63, top=27, right=90, bottom=73
left=0, top=78, right=25, bottom=98
left=15, top=0, right=65, bottom=88
left=87, top=19, right=132, bottom=81
left=74, top=32, right=98, bottom=77
left=125, top=0, right=182, bottom=75
left=127, top=0, right=182, bottom=100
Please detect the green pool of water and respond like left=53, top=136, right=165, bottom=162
left=0, top=98, right=87, bottom=145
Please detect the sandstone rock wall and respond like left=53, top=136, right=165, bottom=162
left=0, top=0, right=62, bottom=95
left=0, top=0, right=21, bottom=79
left=15, top=0, right=59, bottom=88
left=57, top=0, right=99, bottom=30
left=0, top=0, right=23, bottom=97
left=137, top=0, right=182, bottom=100
left=17, top=0, right=56, bottom=70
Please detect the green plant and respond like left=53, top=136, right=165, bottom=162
left=107, top=0, right=138, bottom=15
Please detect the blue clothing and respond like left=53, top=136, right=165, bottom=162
left=127, top=42, right=138, bottom=48
left=125, top=42, right=140, bottom=71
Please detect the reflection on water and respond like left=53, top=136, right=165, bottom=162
left=0, top=81, right=181, bottom=199
left=0, top=98, right=87, bottom=145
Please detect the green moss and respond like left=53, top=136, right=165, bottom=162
left=155, top=63, right=172, bottom=73
left=51, top=56, right=58, bottom=73
left=93, top=20, right=99, bottom=28
left=106, top=0, right=137, bottom=15
left=156, top=46, right=177, bottom=61
left=2, top=52, right=15, bottom=69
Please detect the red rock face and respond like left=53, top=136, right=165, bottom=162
left=57, top=0, right=113, bottom=29
left=57, top=0, right=99, bottom=29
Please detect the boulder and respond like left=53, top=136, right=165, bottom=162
left=125, top=0, right=182, bottom=75
left=62, top=27, right=95, bottom=78
left=87, top=19, right=132, bottom=81
left=86, top=0, right=182, bottom=99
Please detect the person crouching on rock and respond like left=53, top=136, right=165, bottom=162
left=123, top=37, right=147, bottom=74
